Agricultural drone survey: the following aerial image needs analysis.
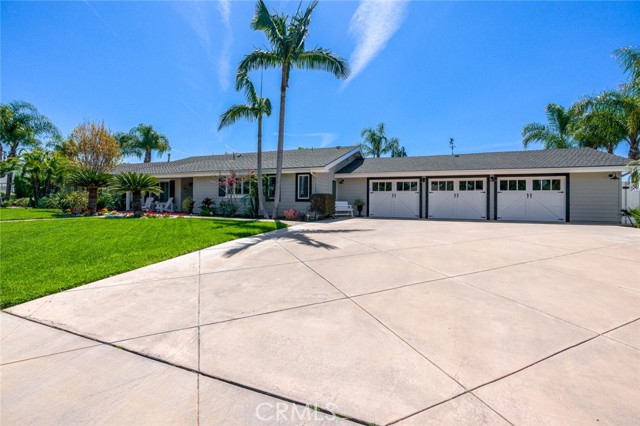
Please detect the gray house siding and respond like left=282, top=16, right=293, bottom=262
left=570, top=172, right=621, bottom=223
left=337, top=177, right=367, bottom=207
left=192, top=173, right=317, bottom=215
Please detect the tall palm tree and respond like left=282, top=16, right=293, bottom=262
left=219, top=71, right=272, bottom=219
left=111, top=172, right=162, bottom=217
left=572, top=91, right=639, bottom=159
left=522, top=104, right=577, bottom=149
left=0, top=101, right=59, bottom=198
left=238, top=0, right=349, bottom=217
left=68, top=169, right=111, bottom=213
left=614, top=46, right=640, bottom=95
left=117, top=124, right=170, bottom=163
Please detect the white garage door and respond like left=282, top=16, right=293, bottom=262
left=428, top=178, right=487, bottom=220
left=369, top=179, right=420, bottom=218
left=497, top=177, right=566, bottom=222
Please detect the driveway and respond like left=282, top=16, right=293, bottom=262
left=2, top=219, right=639, bottom=425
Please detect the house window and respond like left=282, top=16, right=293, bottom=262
left=218, top=176, right=226, bottom=197
left=296, top=173, right=311, bottom=201
left=266, top=175, right=276, bottom=200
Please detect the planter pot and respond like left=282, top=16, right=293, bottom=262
left=357, top=205, right=363, bottom=217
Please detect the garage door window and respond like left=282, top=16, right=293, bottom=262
left=431, top=180, right=454, bottom=191
left=459, top=180, right=484, bottom=191
left=532, top=179, right=561, bottom=191
left=500, top=179, right=526, bottom=191
left=372, top=182, right=392, bottom=191
left=397, top=181, right=418, bottom=191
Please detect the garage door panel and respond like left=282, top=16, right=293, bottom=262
left=497, top=177, right=565, bottom=222
left=428, top=178, right=487, bottom=220
left=369, top=179, right=420, bottom=218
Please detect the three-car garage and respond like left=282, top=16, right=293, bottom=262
left=336, top=148, right=627, bottom=224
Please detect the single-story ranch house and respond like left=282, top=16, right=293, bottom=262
left=118, top=145, right=631, bottom=223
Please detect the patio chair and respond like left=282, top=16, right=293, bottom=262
left=155, top=197, right=174, bottom=213
left=141, top=197, right=154, bottom=211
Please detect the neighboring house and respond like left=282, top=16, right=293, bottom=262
left=119, top=146, right=629, bottom=223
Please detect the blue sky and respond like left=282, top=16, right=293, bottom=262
left=2, top=1, right=639, bottom=161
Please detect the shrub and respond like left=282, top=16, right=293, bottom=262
left=97, top=191, right=124, bottom=211
left=37, top=196, right=58, bottom=209
left=283, top=209, right=299, bottom=220
left=199, top=197, right=215, bottom=216
left=182, top=195, right=194, bottom=214
left=310, top=193, right=335, bottom=218
left=628, top=207, right=640, bottom=228
left=53, top=191, right=89, bottom=213
left=218, top=199, right=237, bottom=217
left=11, top=198, right=31, bottom=208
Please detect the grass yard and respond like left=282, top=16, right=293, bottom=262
left=0, top=208, right=63, bottom=221
left=0, top=217, right=286, bottom=308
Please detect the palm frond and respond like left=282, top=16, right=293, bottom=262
left=522, top=122, right=550, bottom=148
left=238, top=50, right=283, bottom=74
left=218, top=105, right=259, bottom=130
left=294, top=49, right=350, bottom=79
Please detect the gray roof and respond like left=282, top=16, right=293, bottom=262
left=337, top=148, right=629, bottom=175
left=117, top=145, right=359, bottom=175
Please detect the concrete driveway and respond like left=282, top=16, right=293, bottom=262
left=2, top=219, right=639, bottom=425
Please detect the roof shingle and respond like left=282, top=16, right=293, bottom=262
left=337, top=148, right=629, bottom=175
left=116, top=146, right=359, bottom=175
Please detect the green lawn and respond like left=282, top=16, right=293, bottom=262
left=0, top=208, right=63, bottom=221
left=0, top=217, right=286, bottom=308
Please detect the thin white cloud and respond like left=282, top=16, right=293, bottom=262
left=217, top=0, right=232, bottom=92
left=280, top=132, right=338, bottom=148
left=83, top=0, right=119, bottom=37
left=344, top=0, right=408, bottom=86
left=175, top=1, right=232, bottom=91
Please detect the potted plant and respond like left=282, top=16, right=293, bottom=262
left=353, top=198, right=365, bottom=217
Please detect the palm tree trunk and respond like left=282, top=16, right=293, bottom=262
left=4, top=149, right=17, bottom=199
left=256, top=116, right=270, bottom=219
left=88, top=187, right=99, bottom=213
left=144, top=149, right=152, bottom=163
left=5, top=172, right=13, bottom=201
left=132, top=190, right=142, bottom=217
left=271, top=67, right=288, bottom=219
left=628, top=136, right=639, bottom=160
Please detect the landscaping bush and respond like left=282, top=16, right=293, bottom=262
left=199, top=197, right=215, bottom=216
left=37, top=196, right=58, bottom=209
left=182, top=195, right=194, bottom=214
left=11, top=198, right=31, bottom=208
left=97, top=191, right=124, bottom=211
left=628, top=207, right=640, bottom=228
left=310, top=193, right=335, bottom=218
left=218, top=199, right=238, bottom=217
left=283, top=209, right=300, bottom=220
left=53, top=191, right=88, bottom=213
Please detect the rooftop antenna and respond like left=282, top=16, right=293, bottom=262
left=449, top=138, right=455, bottom=156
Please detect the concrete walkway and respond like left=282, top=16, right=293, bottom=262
left=2, top=219, right=639, bottom=425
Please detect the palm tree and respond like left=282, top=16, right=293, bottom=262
left=111, top=171, right=162, bottom=217
left=117, top=124, right=170, bottom=163
left=359, top=123, right=406, bottom=158
left=238, top=0, right=349, bottom=217
left=614, top=46, right=640, bottom=95
left=522, top=104, right=577, bottom=149
left=0, top=101, right=59, bottom=198
left=19, top=149, right=68, bottom=206
left=219, top=71, right=272, bottom=219
left=68, top=169, right=111, bottom=213
left=572, top=91, right=639, bottom=159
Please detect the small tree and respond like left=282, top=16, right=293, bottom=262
left=68, top=170, right=111, bottom=213
left=111, top=172, right=162, bottom=217
left=65, top=121, right=121, bottom=173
